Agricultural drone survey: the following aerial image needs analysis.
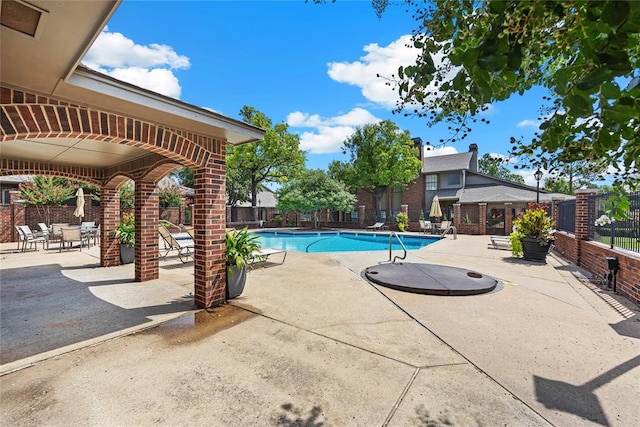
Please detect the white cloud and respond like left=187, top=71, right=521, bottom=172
left=423, top=146, right=459, bottom=157
left=327, top=35, right=458, bottom=110
left=327, top=35, right=418, bottom=109
left=517, top=119, right=539, bottom=129
left=287, top=108, right=382, bottom=154
left=83, top=28, right=190, bottom=99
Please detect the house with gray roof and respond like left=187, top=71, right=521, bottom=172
left=356, top=140, right=572, bottom=235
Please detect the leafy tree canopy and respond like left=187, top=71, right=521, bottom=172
left=229, top=106, right=306, bottom=219
left=333, top=119, right=422, bottom=218
left=377, top=0, right=639, bottom=186
left=277, top=169, right=356, bottom=230
left=171, top=167, right=194, bottom=188
left=478, top=153, right=524, bottom=184
left=19, top=176, right=77, bottom=225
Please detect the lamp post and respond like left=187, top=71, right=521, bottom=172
left=534, top=168, right=543, bottom=204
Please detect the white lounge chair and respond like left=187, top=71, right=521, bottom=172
left=17, top=225, right=48, bottom=251
left=366, top=222, right=388, bottom=231
left=489, top=235, right=511, bottom=250
left=250, top=248, right=287, bottom=267
left=439, top=221, right=457, bottom=239
left=419, top=220, right=432, bottom=234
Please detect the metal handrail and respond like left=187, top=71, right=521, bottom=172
left=388, top=231, right=407, bottom=263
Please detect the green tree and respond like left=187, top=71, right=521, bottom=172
left=334, top=120, right=422, bottom=219
left=158, top=186, right=184, bottom=207
left=119, top=183, right=135, bottom=209
left=229, top=106, right=306, bottom=220
left=478, top=153, right=525, bottom=184
left=19, top=176, right=76, bottom=225
left=277, top=169, right=356, bottom=230
left=171, top=167, right=193, bottom=188
left=379, top=0, right=639, bottom=185
left=543, top=177, right=571, bottom=195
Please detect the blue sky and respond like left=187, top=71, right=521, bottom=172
left=83, top=0, right=549, bottom=185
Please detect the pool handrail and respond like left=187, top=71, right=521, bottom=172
left=388, top=232, right=407, bottom=263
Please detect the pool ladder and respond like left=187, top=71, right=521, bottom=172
left=388, top=231, right=407, bottom=263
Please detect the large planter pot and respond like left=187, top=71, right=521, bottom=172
left=226, top=265, right=247, bottom=299
left=120, top=244, right=134, bottom=264
left=521, top=237, right=551, bottom=262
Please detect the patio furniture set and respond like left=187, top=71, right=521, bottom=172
left=14, top=222, right=100, bottom=252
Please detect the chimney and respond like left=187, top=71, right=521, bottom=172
left=412, top=137, right=424, bottom=160
left=468, top=143, right=478, bottom=172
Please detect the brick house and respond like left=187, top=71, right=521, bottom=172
left=357, top=140, right=571, bottom=235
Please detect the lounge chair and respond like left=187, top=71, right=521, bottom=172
left=366, top=222, right=389, bottom=231
left=159, top=224, right=194, bottom=263
left=489, top=235, right=511, bottom=250
left=59, top=227, right=89, bottom=251
left=250, top=248, right=287, bottom=267
left=37, top=223, right=51, bottom=249
left=439, top=221, right=457, bottom=239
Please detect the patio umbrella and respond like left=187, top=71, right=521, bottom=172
left=73, top=187, right=85, bottom=221
left=429, top=195, right=443, bottom=219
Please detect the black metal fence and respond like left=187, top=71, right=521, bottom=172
left=588, top=191, right=640, bottom=253
left=557, top=199, right=576, bottom=233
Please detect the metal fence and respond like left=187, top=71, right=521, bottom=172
left=557, top=199, right=576, bottom=233
left=588, top=191, right=640, bottom=253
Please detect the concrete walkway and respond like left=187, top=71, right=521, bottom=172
left=0, top=235, right=638, bottom=426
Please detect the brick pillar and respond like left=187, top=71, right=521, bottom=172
left=11, top=192, right=25, bottom=242
left=453, top=203, right=461, bottom=228
left=100, top=187, right=121, bottom=267
left=401, top=204, right=408, bottom=215
left=135, top=181, right=159, bottom=282
left=575, top=189, right=597, bottom=264
left=504, top=202, right=513, bottom=236
left=358, top=205, right=365, bottom=227
left=551, top=197, right=564, bottom=228
left=194, top=160, right=226, bottom=308
left=479, top=203, right=487, bottom=235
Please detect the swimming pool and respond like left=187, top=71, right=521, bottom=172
left=254, top=231, right=440, bottom=253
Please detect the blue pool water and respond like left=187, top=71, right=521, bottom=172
left=255, top=231, right=439, bottom=253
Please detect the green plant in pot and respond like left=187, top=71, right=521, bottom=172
left=111, top=212, right=135, bottom=264
left=225, top=227, right=261, bottom=299
left=510, top=203, right=555, bottom=262
left=395, top=212, right=409, bottom=232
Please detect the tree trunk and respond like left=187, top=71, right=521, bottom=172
left=250, top=176, right=258, bottom=221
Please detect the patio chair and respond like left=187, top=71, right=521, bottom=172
left=439, top=221, right=457, bottom=239
left=158, top=224, right=194, bottom=263
left=81, top=221, right=99, bottom=246
left=50, top=223, right=67, bottom=244
left=59, top=227, right=89, bottom=251
left=366, top=222, right=388, bottom=231
left=17, top=225, right=48, bottom=251
left=419, top=220, right=432, bottom=234
left=37, top=223, right=51, bottom=249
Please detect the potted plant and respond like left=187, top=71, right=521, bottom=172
left=225, top=227, right=261, bottom=299
left=509, top=203, right=555, bottom=262
left=111, top=212, right=135, bottom=264
left=395, top=212, right=409, bottom=232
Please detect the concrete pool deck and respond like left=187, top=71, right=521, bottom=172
left=1, top=235, right=639, bottom=426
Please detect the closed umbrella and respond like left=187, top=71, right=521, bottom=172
left=429, top=195, right=442, bottom=219
left=73, top=187, right=85, bottom=221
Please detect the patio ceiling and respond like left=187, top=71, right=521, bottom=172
left=1, top=0, right=264, bottom=170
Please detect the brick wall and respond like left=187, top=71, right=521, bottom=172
left=402, top=178, right=424, bottom=221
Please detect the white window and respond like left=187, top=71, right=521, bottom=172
left=425, top=174, right=437, bottom=190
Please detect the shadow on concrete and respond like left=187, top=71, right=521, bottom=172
left=0, top=263, right=195, bottom=365
left=610, top=316, right=640, bottom=339
left=534, top=354, right=640, bottom=426
left=414, top=404, right=454, bottom=426
left=271, top=403, right=325, bottom=427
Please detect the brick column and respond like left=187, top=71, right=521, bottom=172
left=575, top=189, right=597, bottom=240
left=11, top=191, right=25, bottom=242
left=479, top=203, right=487, bottom=235
left=358, top=205, right=365, bottom=227
left=504, top=202, right=513, bottom=235
left=100, top=187, right=121, bottom=267
left=194, top=160, right=226, bottom=308
left=401, top=204, right=408, bottom=215
left=135, top=181, right=159, bottom=282
left=453, top=203, right=461, bottom=228
left=551, top=197, right=564, bottom=228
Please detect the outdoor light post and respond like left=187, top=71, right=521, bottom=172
left=534, top=168, right=543, bottom=204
